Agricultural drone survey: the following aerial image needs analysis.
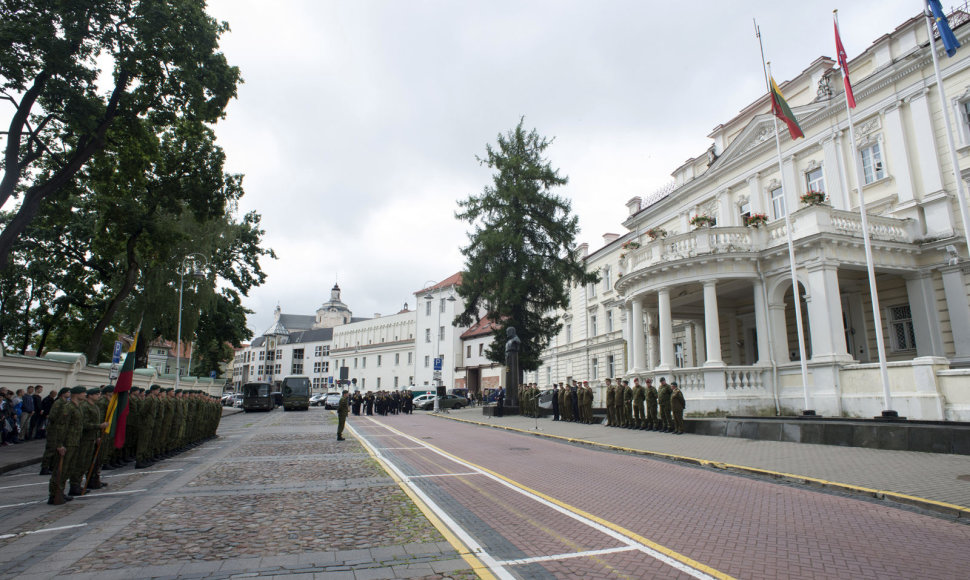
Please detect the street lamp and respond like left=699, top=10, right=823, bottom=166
left=423, top=282, right=456, bottom=413
left=176, top=253, right=208, bottom=391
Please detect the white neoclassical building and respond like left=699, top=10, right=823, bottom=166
left=331, top=307, right=416, bottom=391
left=414, top=274, right=465, bottom=390
left=533, top=10, right=970, bottom=420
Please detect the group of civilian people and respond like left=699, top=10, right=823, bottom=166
left=1, top=385, right=50, bottom=446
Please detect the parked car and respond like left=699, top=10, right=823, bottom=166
left=323, top=392, right=342, bottom=409
left=416, top=393, right=468, bottom=411
left=309, top=393, right=327, bottom=407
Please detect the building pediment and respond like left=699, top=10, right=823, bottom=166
left=710, top=103, right=828, bottom=172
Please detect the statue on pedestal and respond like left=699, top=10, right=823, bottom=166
left=505, top=326, right=522, bottom=408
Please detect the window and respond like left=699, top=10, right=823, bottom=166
left=602, top=266, right=611, bottom=292
left=860, top=141, right=885, bottom=184
left=674, top=343, right=685, bottom=368
left=439, top=326, right=445, bottom=341
left=424, top=355, right=430, bottom=368
left=313, top=361, right=323, bottom=373
left=377, top=377, right=382, bottom=388
left=377, top=355, right=382, bottom=367
left=889, top=305, right=916, bottom=351
left=354, top=358, right=358, bottom=369
left=590, top=314, right=598, bottom=336
left=394, top=376, right=399, bottom=388
left=395, top=353, right=400, bottom=365
left=467, top=345, right=472, bottom=358
left=478, top=344, right=484, bottom=356
left=257, top=364, right=263, bottom=375
left=587, top=282, right=597, bottom=299
left=607, top=355, right=615, bottom=377
left=425, top=328, right=431, bottom=343
left=770, top=186, right=786, bottom=219
left=607, top=310, right=614, bottom=333
left=546, top=367, right=552, bottom=385
left=362, top=357, right=367, bottom=368
left=566, top=324, right=572, bottom=342
left=425, top=300, right=431, bottom=316
left=440, top=298, right=446, bottom=313
left=361, top=378, right=365, bottom=389
left=591, top=358, right=599, bottom=379
left=314, top=346, right=323, bottom=357
left=408, top=352, right=413, bottom=364
left=806, top=166, right=824, bottom=193
left=276, top=349, right=282, bottom=360
left=293, top=349, right=304, bottom=360
left=322, top=361, right=329, bottom=373
left=259, top=351, right=265, bottom=361
left=291, top=362, right=303, bottom=374
left=274, top=363, right=281, bottom=375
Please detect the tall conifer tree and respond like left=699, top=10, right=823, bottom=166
left=455, top=119, right=597, bottom=374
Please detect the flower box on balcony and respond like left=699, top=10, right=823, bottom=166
left=800, top=191, right=827, bottom=206
left=646, top=227, right=667, bottom=240
left=743, top=213, right=768, bottom=228
left=689, top=215, right=715, bottom=229
left=621, top=240, right=641, bottom=250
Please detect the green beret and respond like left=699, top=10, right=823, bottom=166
left=58, top=387, right=70, bottom=396
left=70, top=386, right=86, bottom=394
left=149, top=384, right=160, bottom=391
left=87, top=387, right=100, bottom=395
left=102, top=385, right=115, bottom=394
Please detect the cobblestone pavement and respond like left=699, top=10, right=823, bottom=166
left=350, top=411, right=970, bottom=579
left=0, top=408, right=478, bottom=579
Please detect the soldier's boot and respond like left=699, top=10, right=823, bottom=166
left=39, top=467, right=52, bottom=476
left=68, top=484, right=84, bottom=496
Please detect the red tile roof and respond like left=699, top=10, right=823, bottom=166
left=460, top=316, right=499, bottom=339
left=415, top=272, right=462, bottom=295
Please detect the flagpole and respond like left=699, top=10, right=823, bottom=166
left=755, top=20, right=813, bottom=414
left=835, top=10, right=895, bottom=417
left=924, top=1, right=970, bottom=258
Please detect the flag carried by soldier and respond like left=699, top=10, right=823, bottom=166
left=104, top=323, right=140, bottom=449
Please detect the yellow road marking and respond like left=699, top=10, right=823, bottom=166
left=375, top=420, right=735, bottom=580
left=350, top=423, right=497, bottom=580
left=442, top=415, right=970, bottom=519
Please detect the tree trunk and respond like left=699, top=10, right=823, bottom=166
left=83, top=232, right=141, bottom=363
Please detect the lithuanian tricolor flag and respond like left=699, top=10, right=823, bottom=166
left=105, top=329, right=138, bottom=449
left=769, top=76, right=804, bottom=140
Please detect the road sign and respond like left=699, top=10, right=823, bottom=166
left=109, top=368, right=119, bottom=381
left=209, top=370, right=217, bottom=378
left=433, top=370, right=442, bottom=381
left=433, top=357, right=442, bottom=371
left=111, top=341, right=123, bottom=364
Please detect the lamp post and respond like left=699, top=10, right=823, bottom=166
left=175, top=253, right=208, bottom=391
left=423, top=282, right=456, bottom=413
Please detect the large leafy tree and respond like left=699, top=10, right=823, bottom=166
left=455, top=119, right=597, bottom=377
left=0, top=0, right=240, bottom=269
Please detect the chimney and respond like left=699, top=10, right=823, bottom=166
left=576, top=243, right=589, bottom=258
left=374, top=313, right=381, bottom=318
left=603, top=233, right=620, bottom=246
left=626, top=196, right=642, bottom=216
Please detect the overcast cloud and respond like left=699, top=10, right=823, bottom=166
left=203, top=0, right=922, bottom=336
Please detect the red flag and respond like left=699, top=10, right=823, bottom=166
left=834, top=17, right=856, bottom=108
left=105, top=329, right=138, bottom=448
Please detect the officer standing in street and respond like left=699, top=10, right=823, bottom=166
left=671, top=381, right=686, bottom=434
left=632, top=378, right=646, bottom=429
left=337, top=390, right=349, bottom=441
left=658, top=377, right=673, bottom=433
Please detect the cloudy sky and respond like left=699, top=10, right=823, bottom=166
left=203, top=0, right=924, bottom=336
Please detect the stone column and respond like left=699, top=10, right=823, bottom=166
left=906, top=272, right=945, bottom=357
left=647, top=308, right=660, bottom=369
left=693, top=321, right=705, bottom=367
left=883, top=100, right=917, bottom=206
left=622, top=303, right=634, bottom=373
left=908, top=89, right=945, bottom=197
left=821, top=132, right=848, bottom=210
left=631, top=298, right=646, bottom=372
left=703, top=280, right=724, bottom=366
left=805, top=264, right=850, bottom=362
left=753, top=279, right=772, bottom=365
left=657, top=288, right=674, bottom=371
left=769, top=303, right=790, bottom=362
left=941, top=264, right=970, bottom=365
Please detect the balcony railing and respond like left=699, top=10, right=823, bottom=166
left=620, top=204, right=917, bottom=276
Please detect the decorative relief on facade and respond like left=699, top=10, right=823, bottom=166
left=741, top=124, right=774, bottom=154
left=855, top=116, right=882, bottom=145
left=816, top=73, right=833, bottom=100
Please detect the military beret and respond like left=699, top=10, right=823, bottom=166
left=58, top=387, right=71, bottom=396
left=87, top=387, right=100, bottom=395
left=149, top=384, right=160, bottom=391
left=102, top=385, right=115, bottom=394
left=70, top=385, right=86, bottom=394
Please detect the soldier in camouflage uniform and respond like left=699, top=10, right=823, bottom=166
left=48, top=386, right=83, bottom=503
left=622, top=380, right=633, bottom=428
left=658, top=377, right=673, bottom=433
left=645, top=378, right=659, bottom=431
left=69, top=388, right=106, bottom=496
left=632, top=378, right=646, bottom=429
left=40, top=388, right=70, bottom=476
left=604, top=379, right=615, bottom=427
left=136, top=385, right=160, bottom=468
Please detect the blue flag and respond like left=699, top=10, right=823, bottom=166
left=929, top=0, right=961, bottom=57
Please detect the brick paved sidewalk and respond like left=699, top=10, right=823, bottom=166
left=438, top=409, right=970, bottom=516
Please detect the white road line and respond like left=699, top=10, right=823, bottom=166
left=498, top=545, right=638, bottom=566
left=379, top=446, right=428, bottom=450
left=0, top=468, right=182, bottom=491
left=370, top=421, right=719, bottom=580
left=408, top=472, right=481, bottom=480
left=0, top=500, right=45, bottom=510
left=0, top=523, right=87, bottom=540
left=73, top=489, right=147, bottom=499
left=350, top=423, right=516, bottom=580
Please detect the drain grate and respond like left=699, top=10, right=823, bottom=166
left=957, top=474, right=970, bottom=482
